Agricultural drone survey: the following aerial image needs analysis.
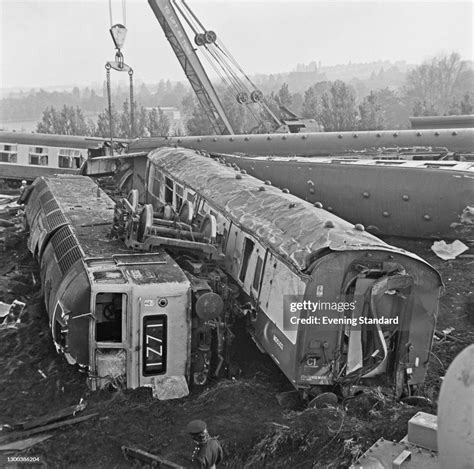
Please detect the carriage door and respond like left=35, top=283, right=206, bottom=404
left=93, top=292, right=128, bottom=387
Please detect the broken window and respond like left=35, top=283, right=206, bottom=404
left=95, top=293, right=126, bottom=343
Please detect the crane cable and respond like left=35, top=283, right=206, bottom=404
left=176, top=0, right=248, bottom=96
left=109, top=0, right=127, bottom=27
left=179, top=0, right=270, bottom=117
left=172, top=0, right=198, bottom=35
left=176, top=0, right=275, bottom=130
left=106, top=0, right=135, bottom=146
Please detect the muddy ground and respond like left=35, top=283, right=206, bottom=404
left=0, top=223, right=472, bottom=468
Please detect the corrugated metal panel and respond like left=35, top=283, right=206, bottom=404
left=45, top=210, right=68, bottom=233
left=42, top=198, right=59, bottom=214
left=40, top=194, right=68, bottom=233
left=50, top=225, right=83, bottom=275
left=34, top=176, right=124, bottom=258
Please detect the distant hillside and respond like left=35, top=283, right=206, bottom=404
left=253, top=60, right=413, bottom=97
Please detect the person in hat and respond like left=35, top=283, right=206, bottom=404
left=187, top=420, right=223, bottom=469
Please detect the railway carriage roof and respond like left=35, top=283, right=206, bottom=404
left=29, top=176, right=187, bottom=284
left=31, top=175, right=125, bottom=257
left=149, top=148, right=431, bottom=272
left=0, top=131, right=106, bottom=149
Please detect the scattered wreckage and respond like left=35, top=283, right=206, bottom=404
left=352, top=344, right=474, bottom=468
left=22, top=148, right=442, bottom=401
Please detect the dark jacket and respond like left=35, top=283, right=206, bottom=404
left=192, top=437, right=223, bottom=469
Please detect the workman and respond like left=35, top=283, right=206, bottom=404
left=187, top=420, right=223, bottom=469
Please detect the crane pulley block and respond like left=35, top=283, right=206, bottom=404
left=110, top=23, right=128, bottom=51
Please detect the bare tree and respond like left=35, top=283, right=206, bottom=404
left=404, top=52, right=471, bottom=116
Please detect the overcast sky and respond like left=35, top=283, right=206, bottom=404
left=0, top=0, right=473, bottom=90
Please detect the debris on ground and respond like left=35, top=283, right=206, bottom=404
left=0, top=300, right=26, bottom=328
left=5, top=400, right=87, bottom=432
left=0, top=413, right=99, bottom=445
left=122, top=446, right=184, bottom=468
left=431, top=239, right=469, bottom=260
left=0, top=213, right=24, bottom=251
left=0, top=434, right=53, bottom=452
left=0, top=302, right=11, bottom=318
left=0, top=193, right=24, bottom=221
left=0, top=226, right=470, bottom=467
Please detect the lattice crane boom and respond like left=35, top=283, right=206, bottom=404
left=148, top=0, right=235, bottom=135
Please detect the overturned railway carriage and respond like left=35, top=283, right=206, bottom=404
left=24, top=176, right=194, bottom=397
left=144, top=148, right=442, bottom=395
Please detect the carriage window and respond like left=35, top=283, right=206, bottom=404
left=175, top=184, right=183, bottom=211
left=58, top=149, right=82, bottom=168
left=29, top=147, right=49, bottom=166
left=95, top=293, right=126, bottom=342
left=153, top=174, right=161, bottom=197
left=0, top=152, right=17, bottom=163
left=253, top=256, right=263, bottom=291
left=239, top=238, right=255, bottom=283
left=164, top=177, right=173, bottom=204
left=0, top=144, right=17, bottom=163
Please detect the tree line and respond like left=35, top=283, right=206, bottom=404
left=192, top=52, right=471, bottom=134
left=24, top=52, right=474, bottom=137
left=36, top=101, right=171, bottom=138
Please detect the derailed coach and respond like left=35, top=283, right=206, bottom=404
left=23, top=175, right=192, bottom=399
left=144, top=147, right=442, bottom=398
